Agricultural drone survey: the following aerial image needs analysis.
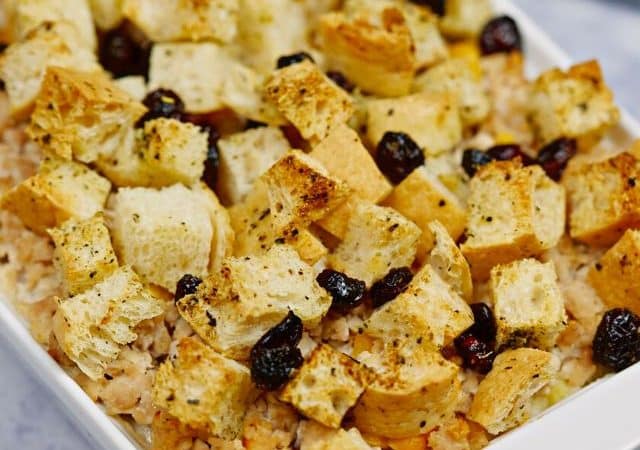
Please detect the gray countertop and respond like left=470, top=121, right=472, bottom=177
left=1, top=1, right=639, bottom=449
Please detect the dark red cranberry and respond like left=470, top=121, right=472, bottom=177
left=409, top=0, right=445, bottom=16
left=199, top=124, right=220, bottom=191
left=486, top=144, right=535, bottom=166
left=98, top=22, right=150, bottom=78
left=137, top=89, right=185, bottom=126
left=468, top=303, right=497, bottom=343
left=536, top=138, right=577, bottom=181
left=316, top=269, right=366, bottom=313
left=276, top=52, right=314, bottom=69
left=479, top=15, right=522, bottom=55
left=326, top=71, right=355, bottom=93
left=175, top=274, right=202, bottom=301
left=245, top=119, right=267, bottom=130
left=593, top=308, right=640, bottom=372
left=375, top=132, right=425, bottom=184
left=0, top=43, right=7, bottom=53
left=454, top=333, right=495, bottom=374
left=461, top=149, right=493, bottom=177
left=370, top=267, right=413, bottom=308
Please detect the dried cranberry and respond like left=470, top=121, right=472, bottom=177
left=370, top=267, right=413, bottom=308
left=245, top=119, right=267, bottom=130
left=175, top=274, right=202, bottom=301
left=486, top=144, right=535, bottom=166
left=99, top=22, right=150, bottom=78
left=0, top=43, right=7, bottom=53
left=454, top=333, right=495, bottom=374
left=479, top=16, right=522, bottom=55
left=256, top=311, right=303, bottom=350
left=276, top=52, right=314, bottom=69
left=409, top=0, right=445, bottom=16
left=316, top=269, right=366, bottom=313
left=137, top=89, right=185, bottom=126
left=461, top=149, right=493, bottom=177
left=375, top=132, right=425, bottom=184
left=326, top=71, right=355, bottom=93
left=199, top=124, right=220, bottom=190
left=536, top=138, right=576, bottom=181
left=593, top=308, right=640, bottom=372
left=468, top=303, right=497, bottom=343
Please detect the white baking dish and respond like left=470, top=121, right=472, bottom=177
left=1, top=1, right=639, bottom=449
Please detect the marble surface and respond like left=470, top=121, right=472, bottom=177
left=1, top=1, right=639, bottom=449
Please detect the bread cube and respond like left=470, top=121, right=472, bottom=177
left=195, top=183, right=235, bottom=272
left=529, top=60, right=620, bottom=148
left=297, top=421, right=372, bottom=450
left=88, top=0, right=123, bottom=30
left=108, top=184, right=214, bottom=291
left=122, top=0, right=237, bottom=43
left=329, top=202, right=421, bottom=285
left=48, top=214, right=118, bottom=296
left=0, top=21, right=99, bottom=117
left=414, top=58, right=490, bottom=127
left=0, top=157, right=111, bottom=234
left=113, top=75, right=146, bottom=101
left=402, top=2, right=448, bottom=70
left=468, top=348, right=560, bottom=434
left=53, top=266, right=164, bottom=380
left=291, top=229, right=328, bottom=266
left=439, top=0, right=492, bottom=39
left=461, top=161, right=565, bottom=280
left=366, top=92, right=462, bottom=157
left=151, top=411, right=207, bottom=450
left=564, top=152, right=640, bottom=246
left=176, top=245, right=331, bottom=360
left=153, top=337, right=254, bottom=439
left=264, top=60, right=354, bottom=143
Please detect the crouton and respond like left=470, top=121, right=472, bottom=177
left=217, top=127, right=290, bottom=205
left=291, top=229, right=329, bottom=266
left=461, top=160, right=565, bottom=280
left=153, top=337, right=254, bottom=439
left=48, top=214, right=118, bottom=296
left=366, top=93, right=462, bottom=157
left=564, top=152, right=640, bottom=246
left=0, top=21, right=99, bottom=117
left=122, top=0, right=237, bottom=43
left=194, top=183, right=235, bottom=272
left=263, top=60, right=354, bottom=144
left=280, top=344, right=369, bottom=429
left=491, top=259, right=567, bottom=350
left=27, top=67, right=146, bottom=163
left=364, top=263, right=474, bottom=349
left=529, top=60, right=620, bottom=148
left=297, top=421, right=372, bottom=450
left=329, top=202, right=421, bottom=285
left=468, top=348, right=560, bottom=434
left=108, top=184, right=214, bottom=291
left=88, top=0, right=123, bottom=30
left=401, top=2, right=448, bottom=70
left=439, top=0, right=492, bottom=39
left=0, top=157, right=111, bottom=234
left=589, top=229, right=640, bottom=316
left=176, top=245, right=331, bottom=360
left=151, top=411, right=208, bottom=450
left=114, top=76, right=146, bottom=101
left=53, top=266, right=164, bottom=380
left=414, top=58, right=490, bottom=127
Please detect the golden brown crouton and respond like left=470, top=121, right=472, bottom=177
left=564, top=152, right=640, bottom=247
left=195, top=183, right=235, bottom=273
left=439, top=0, right=492, bottom=39
left=48, top=214, right=118, bottom=296
left=0, top=157, right=111, bottom=234
left=401, top=2, right=448, bottom=70
left=461, top=160, right=565, bottom=280
left=153, top=337, right=254, bottom=439
left=88, top=0, right=123, bottom=30
left=151, top=411, right=209, bottom=450
left=113, top=75, right=146, bottom=101
left=176, top=245, right=331, bottom=360
left=468, top=348, right=560, bottom=434
left=291, top=229, right=329, bottom=266
left=297, top=421, right=373, bottom=450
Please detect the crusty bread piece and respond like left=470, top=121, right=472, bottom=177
left=439, top=0, right=492, bottom=39
left=468, top=348, right=560, bottom=434
left=0, top=157, right=111, bottom=234
left=589, top=229, right=640, bottom=316
left=564, top=152, right=640, bottom=246
left=48, top=214, right=118, bottom=296
left=153, top=337, right=254, bottom=439
left=107, top=184, right=213, bottom=291
left=176, top=245, right=331, bottom=360
left=0, top=21, right=99, bottom=118
left=297, top=421, right=372, bottom=450
left=27, top=67, right=146, bottom=163
left=263, top=60, right=354, bottom=144
left=193, top=183, right=234, bottom=273
left=88, top=0, right=123, bottom=29
left=113, top=75, right=146, bottom=101
left=401, top=2, right=448, bottom=70
left=329, top=202, right=421, bottom=286
left=53, top=266, right=163, bottom=380
left=292, top=229, right=329, bottom=266
left=529, top=60, right=620, bottom=148
left=461, top=160, right=565, bottom=280
left=151, top=411, right=208, bottom=450
left=366, top=92, right=462, bottom=157
left=491, top=259, right=567, bottom=351
left=280, top=344, right=369, bottom=429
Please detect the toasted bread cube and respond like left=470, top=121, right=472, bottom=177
left=402, top=3, right=448, bottom=70
left=364, top=263, right=473, bottom=349
left=27, top=67, right=146, bottom=163
left=291, top=229, right=328, bottom=266
left=280, top=345, right=368, bottom=428
left=529, top=61, right=620, bottom=148
left=217, top=127, right=290, bottom=205
left=153, top=337, right=254, bottom=439
left=264, top=60, right=354, bottom=144
left=151, top=411, right=208, bottom=450
left=122, top=0, right=237, bottom=43
left=194, top=183, right=234, bottom=272
left=491, top=259, right=567, bottom=350
left=0, top=157, right=111, bottom=234
left=53, top=266, right=163, bottom=380
left=0, top=21, right=99, bottom=117
left=589, top=229, right=640, bottom=315
left=329, top=203, right=421, bottom=285
left=564, top=152, right=640, bottom=247
left=88, top=0, right=123, bottom=29
left=461, top=161, right=565, bottom=280
left=414, top=58, right=490, bottom=127
left=439, top=0, right=492, bottom=39
left=176, top=245, right=331, bottom=359
left=366, top=93, right=462, bottom=157
left=48, top=214, right=118, bottom=296
left=427, top=220, right=473, bottom=302
left=108, top=184, right=214, bottom=291
left=468, top=348, right=560, bottom=434
left=113, top=75, right=146, bottom=101
left=298, top=421, right=372, bottom=450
